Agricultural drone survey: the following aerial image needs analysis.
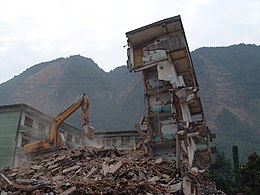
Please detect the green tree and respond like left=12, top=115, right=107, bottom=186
left=239, top=152, right=260, bottom=195
left=232, top=145, right=240, bottom=190
left=211, top=150, right=234, bottom=194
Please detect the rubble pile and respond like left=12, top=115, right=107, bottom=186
left=0, top=147, right=180, bottom=194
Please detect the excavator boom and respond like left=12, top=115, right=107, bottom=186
left=24, top=94, right=93, bottom=155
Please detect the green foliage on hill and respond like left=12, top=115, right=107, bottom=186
left=214, top=108, right=260, bottom=161
left=192, top=44, right=260, bottom=161
left=194, top=44, right=260, bottom=104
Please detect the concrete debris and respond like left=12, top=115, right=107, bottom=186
left=155, top=158, right=163, bottom=164
left=0, top=173, right=12, bottom=186
left=0, top=146, right=219, bottom=194
left=0, top=146, right=177, bottom=194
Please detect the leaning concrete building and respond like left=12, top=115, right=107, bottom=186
left=126, top=15, right=215, bottom=194
left=0, top=104, right=87, bottom=168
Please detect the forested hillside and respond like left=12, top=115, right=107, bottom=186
left=192, top=44, right=260, bottom=159
left=0, top=44, right=259, bottom=160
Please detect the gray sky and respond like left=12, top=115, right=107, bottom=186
left=1, top=0, right=260, bottom=84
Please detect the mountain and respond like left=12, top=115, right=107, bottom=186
left=0, top=44, right=259, bottom=160
left=191, top=44, right=260, bottom=160
left=0, top=55, right=143, bottom=132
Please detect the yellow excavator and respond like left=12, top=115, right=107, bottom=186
left=24, top=94, right=94, bottom=155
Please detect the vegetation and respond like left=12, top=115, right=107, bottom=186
left=239, top=152, right=260, bottom=195
left=211, top=150, right=234, bottom=194
left=232, top=145, right=240, bottom=190
left=192, top=44, right=260, bottom=160
left=214, top=108, right=260, bottom=161
left=211, top=148, right=260, bottom=195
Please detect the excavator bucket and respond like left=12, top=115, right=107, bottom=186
left=83, top=125, right=95, bottom=140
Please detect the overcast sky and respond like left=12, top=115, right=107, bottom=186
left=0, top=0, right=259, bottom=83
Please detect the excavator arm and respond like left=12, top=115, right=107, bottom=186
left=24, top=94, right=92, bottom=154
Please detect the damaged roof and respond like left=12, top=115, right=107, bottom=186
left=126, top=15, right=182, bottom=46
left=126, top=15, right=199, bottom=88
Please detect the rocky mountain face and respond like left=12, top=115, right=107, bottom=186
left=0, top=55, right=143, bottom=132
left=0, top=44, right=259, bottom=159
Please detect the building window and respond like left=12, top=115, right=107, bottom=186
left=112, top=139, right=117, bottom=145
left=38, top=122, right=46, bottom=132
left=122, top=137, right=130, bottom=146
left=24, top=116, right=33, bottom=127
left=21, top=137, right=30, bottom=147
left=67, top=133, right=72, bottom=142
left=106, top=139, right=111, bottom=146
left=45, top=127, right=50, bottom=134
left=75, top=136, right=80, bottom=144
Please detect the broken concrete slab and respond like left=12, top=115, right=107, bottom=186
left=62, top=165, right=80, bottom=174
left=60, top=186, right=76, bottom=195
left=109, top=160, right=122, bottom=175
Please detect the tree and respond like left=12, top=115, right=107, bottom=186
left=232, top=145, right=240, bottom=190
left=211, top=150, right=234, bottom=194
left=239, top=152, right=260, bottom=195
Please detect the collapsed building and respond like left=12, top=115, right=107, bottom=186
left=126, top=15, right=216, bottom=194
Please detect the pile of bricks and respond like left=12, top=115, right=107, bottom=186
left=0, top=147, right=180, bottom=194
